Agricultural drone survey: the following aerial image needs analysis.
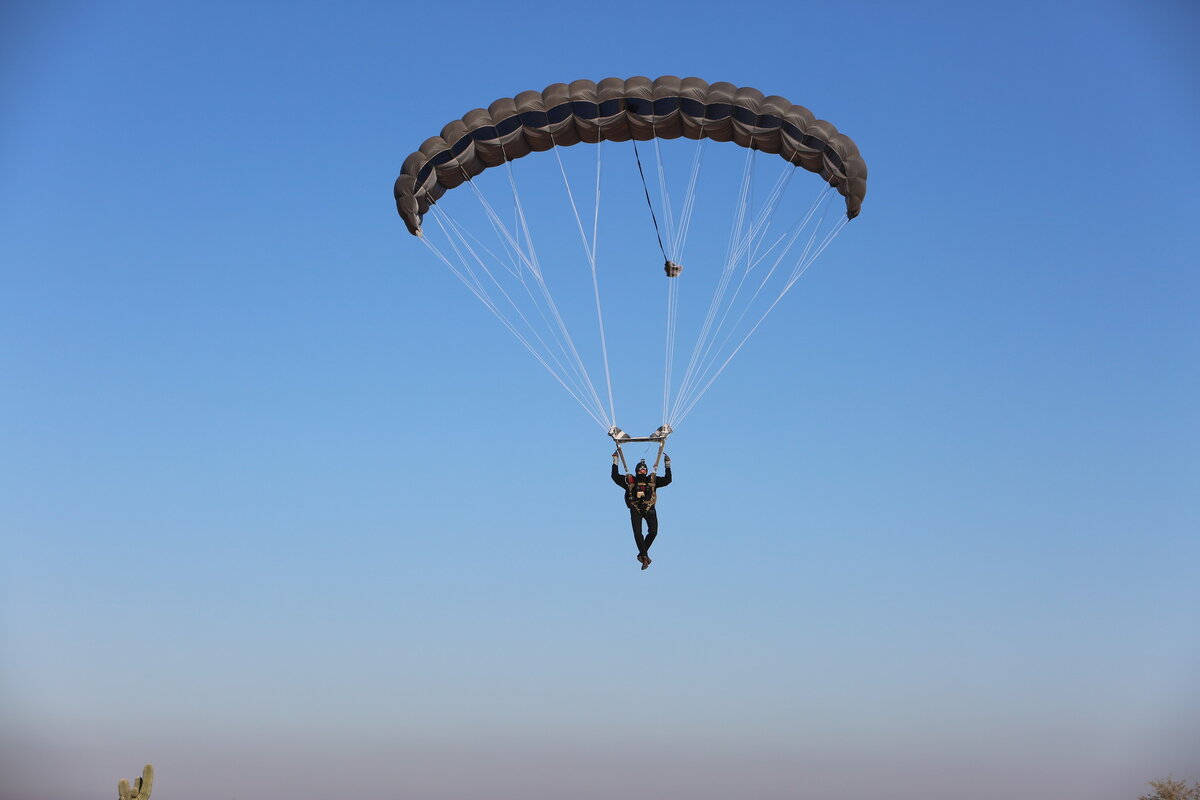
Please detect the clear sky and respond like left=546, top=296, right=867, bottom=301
left=2, top=1, right=1198, bottom=799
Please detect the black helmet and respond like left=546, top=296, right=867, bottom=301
left=636, top=459, right=648, bottom=474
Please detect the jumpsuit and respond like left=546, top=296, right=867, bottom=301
left=611, top=462, right=672, bottom=559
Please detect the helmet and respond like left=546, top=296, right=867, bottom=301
left=636, top=459, right=648, bottom=474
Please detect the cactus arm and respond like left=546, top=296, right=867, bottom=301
left=117, top=765, right=153, bottom=800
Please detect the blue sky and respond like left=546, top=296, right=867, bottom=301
left=2, top=1, right=1198, bottom=799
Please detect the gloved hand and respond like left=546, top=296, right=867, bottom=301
left=664, top=454, right=671, bottom=465
left=612, top=451, right=619, bottom=464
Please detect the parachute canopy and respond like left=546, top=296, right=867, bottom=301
left=395, top=76, right=868, bottom=437
left=395, top=76, right=867, bottom=236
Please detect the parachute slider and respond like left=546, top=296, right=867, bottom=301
left=608, top=424, right=672, bottom=443
left=610, top=425, right=671, bottom=475
left=664, top=260, right=683, bottom=278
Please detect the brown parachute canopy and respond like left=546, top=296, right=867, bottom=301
left=394, top=76, right=867, bottom=236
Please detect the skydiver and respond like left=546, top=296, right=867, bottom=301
left=611, top=452, right=672, bottom=570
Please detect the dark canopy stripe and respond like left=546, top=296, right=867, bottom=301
left=394, top=76, right=867, bottom=235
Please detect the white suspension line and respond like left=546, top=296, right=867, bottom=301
left=460, top=180, right=599, bottom=403
left=670, top=145, right=761, bottom=420
left=745, top=230, right=795, bottom=274
left=669, top=188, right=833, bottom=422
left=590, top=143, right=615, bottom=424
left=671, top=177, right=821, bottom=418
left=432, top=206, right=607, bottom=415
left=591, top=141, right=603, bottom=258
left=688, top=165, right=796, bottom=373
left=498, top=158, right=611, bottom=424
left=652, top=135, right=677, bottom=258
left=661, top=133, right=710, bottom=423
left=660, top=135, right=707, bottom=427
left=552, top=146, right=595, bottom=264
left=673, top=137, right=707, bottom=261
left=783, top=214, right=849, bottom=291
left=671, top=212, right=850, bottom=427
left=551, top=140, right=617, bottom=426
left=463, top=169, right=610, bottom=424
left=741, top=190, right=832, bottom=312
left=591, top=141, right=616, bottom=426
left=453, top=204, right=526, bottom=283
left=421, top=212, right=611, bottom=429
left=739, top=166, right=795, bottom=275
left=722, top=164, right=794, bottom=277
left=434, top=209, right=538, bottom=331
left=463, top=179, right=540, bottom=277
left=669, top=190, right=831, bottom=421
left=649, top=128, right=682, bottom=427
left=750, top=187, right=833, bottom=282
left=662, top=271, right=679, bottom=424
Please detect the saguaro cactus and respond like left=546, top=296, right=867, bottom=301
left=118, top=764, right=153, bottom=800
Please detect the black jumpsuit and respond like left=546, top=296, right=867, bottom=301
left=612, top=463, right=672, bottom=559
